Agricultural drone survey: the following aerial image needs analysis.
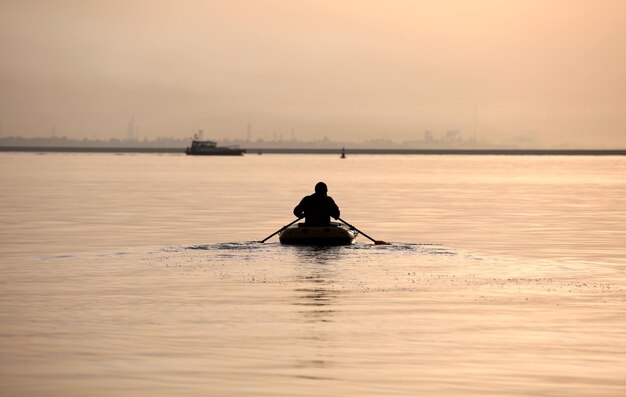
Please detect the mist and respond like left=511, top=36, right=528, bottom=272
left=1, top=0, right=625, bottom=147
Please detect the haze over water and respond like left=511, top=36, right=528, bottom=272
left=2, top=1, right=625, bottom=147
left=1, top=153, right=625, bottom=396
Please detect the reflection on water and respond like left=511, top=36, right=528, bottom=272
left=293, top=246, right=342, bottom=327
left=1, top=154, right=626, bottom=396
left=1, top=239, right=625, bottom=396
left=293, top=245, right=345, bottom=264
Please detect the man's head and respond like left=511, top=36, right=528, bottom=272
left=315, top=182, right=328, bottom=195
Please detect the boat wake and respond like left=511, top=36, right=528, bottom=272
left=180, top=241, right=455, bottom=256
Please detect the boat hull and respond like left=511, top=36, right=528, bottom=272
left=185, top=148, right=245, bottom=155
left=279, top=223, right=357, bottom=246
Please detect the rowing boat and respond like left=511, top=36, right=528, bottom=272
left=279, top=222, right=358, bottom=245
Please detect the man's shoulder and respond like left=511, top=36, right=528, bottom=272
left=299, top=194, right=315, bottom=205
left=303, top=193, right=336, bottom=203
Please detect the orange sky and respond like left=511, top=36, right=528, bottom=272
left=1, top=0, right=625, bottom=147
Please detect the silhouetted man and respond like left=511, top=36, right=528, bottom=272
left=294, top=182, right=340, bottom=226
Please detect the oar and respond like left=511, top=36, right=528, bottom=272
left=338, top=217, right=389, bottom=245
left=259, top=218, right=301, bottom=243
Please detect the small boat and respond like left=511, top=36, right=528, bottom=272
left=185, top=132, right=245, bottom=156
left=279, top=222, right=358, bottom=245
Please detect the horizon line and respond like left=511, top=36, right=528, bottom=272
left=1, top=147, right=625, bottom=156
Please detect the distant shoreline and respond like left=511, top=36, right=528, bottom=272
left=1, top=146, right=625, bottom=155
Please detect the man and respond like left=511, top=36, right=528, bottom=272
left=293, top=182, right=340, bottom=226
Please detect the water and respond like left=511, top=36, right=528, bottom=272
left=1, top=153, right=625, bottom=396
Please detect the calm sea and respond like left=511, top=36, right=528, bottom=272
left=1, top=153, right=625, bottom=396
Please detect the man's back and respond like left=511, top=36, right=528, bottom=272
left=293, top=182, right=340, bottom=226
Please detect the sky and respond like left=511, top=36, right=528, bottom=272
left=1, top=0, right=625, bottom=147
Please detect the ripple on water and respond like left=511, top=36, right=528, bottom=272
left=183, top=241, right=454, bottom=254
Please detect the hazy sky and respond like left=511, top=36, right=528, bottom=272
left=1, top=0, right=625, bottom=147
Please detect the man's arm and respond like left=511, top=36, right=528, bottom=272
left=293, top=197, right=307, bottom=218
left=328, top=197, right=340, bottom=219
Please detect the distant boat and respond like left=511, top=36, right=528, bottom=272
left=185, top=133, right=245, bottom=156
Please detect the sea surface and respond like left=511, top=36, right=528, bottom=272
left=1, top=153, right=625, bottom=396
